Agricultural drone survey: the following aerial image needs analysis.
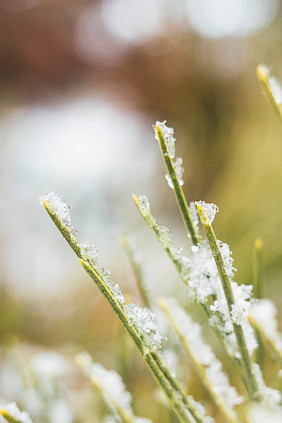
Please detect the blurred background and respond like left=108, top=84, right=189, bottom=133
left=0, top=0, right=282, bottom=421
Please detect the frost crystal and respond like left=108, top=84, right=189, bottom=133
left=253, top=363, right=282, bottom=410
left=80, top=240, right=98, bottom=266
left=40, top=192, right=72, bottom=228
left=2, top=402, right=33, bottom=423
left=101, top=268, right=125, bottom=304
left=165, top=157, right=184, bottom=189
left=153, top=120, right=176, bottom=158
left=138, top=195, right=151, bottom=217
left=249, top=299, right=282, bottom=354
left=125, top=303, right=165, bottom=351
left=196, top=201, right=219, bottom=224
left=163, top=299, right=242, bottom=411
left=90, top=363, right=132, bottom=411
left=187, top=396, right=215, bottom=423
left=189, top=202, right=199, bottom=236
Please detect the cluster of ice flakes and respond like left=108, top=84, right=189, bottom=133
left=79, top=240, right=98, bottom=266
left=124, top=303, right=165, bottom=351
left=137, top=195, right=152, bottom=218
left=1, top=402, right=33, bottom=423
left=101, top=268, right=125, bottom=305
left=163, top=298, right=242, bottom=410
left=247, top=404, right=282, bottom=423
left=252, top=363, right=282, bottom=410
left=249, top=299, right=282, bottom=354
left=187, top=396, right=215, bottom=423
left=89, top=363, right=132, bottom=412
left=165, top=157, right=184, bottom=189
left=188, top=202, right=200, bottom=236
left=40, top=192, right=75, bottom=233
left=196, top=201, right=219, bottom=225
left=153, top=120, right=176, bottom=158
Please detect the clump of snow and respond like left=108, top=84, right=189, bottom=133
left=101, top=268, right=125, bottom=304
left=196, top=201, right=219, bottom=224
left=40, top=192, right=74, bottom=230
left=1, top=402, right=33, bottom=423
left=249, top=299, right=282, bottom=354
left=80, top=240, right=98, bottom=266
left=162, top=298, right=242, bottom=411
left=187, top=396, right=215, bottom=423
left=90, top=363, right=132, bottom=412
left=153, top=121, right=176, bottom=158
left=247, top=404, right=282, bottom=423
left=137, top=195, right=151, bottom=217
left=252, top=363, right=282, bottom=409
left=162, top=349, right=178, bottom=378
left=165, top=157, right=184, bottom=189
left=125, top=303, right=165, bottom=351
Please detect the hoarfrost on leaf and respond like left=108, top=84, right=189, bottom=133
left=137, top=195, right=151, bottom=217
left=40, top=192, right=73, bottom=229
left=196, top=201, right=219, bottom=224
left=90, top=363, right=132, bottom=412
left=80, top=240, right=98, bottom=266
left=252, top=363, right=282, bottom=410
left=1, top=402, right=33, bottom=423
left=101, top=268, right=125, bottom=304
left=153, top=120, right=176, bottom=158
left=124, top=303, right=165, bottom=351
left=165, top=157, right=184, bottom=189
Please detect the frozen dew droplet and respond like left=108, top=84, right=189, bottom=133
left=2, top=403, right=33, bottom=423
left=80, top=240, right=98, bottom=266
left=153, top=120, right=176, bottom=158
left=196, top=201, right=219, bottom=224
left=124, top=303, right=165, bottom=351
left=138, top=195, right=151, bottom=217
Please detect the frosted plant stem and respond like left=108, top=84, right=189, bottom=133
left=159, top=299, right=240, bottom=423
left=155, top=125, right=199, bottom=245
left=252, top=239, right=264, bottom=367
left=121, top=236, right=150, bottom=307
left=248, top=317, right=282, bottom=365
left=196, top=204, right=259, bottom=401
left=257, top=64, right=282, bottom=124
left=42, top=200, right=210, bottom=423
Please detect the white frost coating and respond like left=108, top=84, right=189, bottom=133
left=32, top=352, right=67, bottom=380
left=247, top=404, right=282, bottom=423
left=189, top=202, right=199, bottom=236
left=153, top=120, right=176, bottom=158
left=101, top=268, right=125, bottom=304
left=187, top=396, right=215, bottom=423
left=80, top=240, right=98, bottom=265
left=163, top=298, right=242, bottom=410
left=249, top=299, right=282, bottom=353
left=165, top=157, right=184, bottom=189
left=2, top=402, right=33, bottom=423
left=258, top=64, right=282, bottom=106
left=90, top=363, right=132, bottom=411
left=252, top=363, right=282, bottom=410
left=138, top=195, right=151, bottom=217
left=196, top=201, right=219, bottom=224
left=125, top=303, right=165, bottom=351
left=40, top=192, right=72, bottom=229
left=162, top=349, right=179, bottom=378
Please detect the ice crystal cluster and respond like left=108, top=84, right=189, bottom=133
left=40, top=192, right=74, bottom=232
left=163, top=298, right=242, bottom=411
left=1, top=402, right=33, bottom=423
left=153, top=120, right=176, bottom=158
left=249, top=299, right=282, bottom=354
left=252, top=363, right=282, bottom=409
left=80, top=240, right=99, bottom=266
left=101, top=268, right=125, bottom=305
left=124, top=303, right=165, bottom=351
left=153, top=121, right=184, bottom=189
left=187, top=397, right=214, bottom=423
left=196, top=201, right=219, bottom=224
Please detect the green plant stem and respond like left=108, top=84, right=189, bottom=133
left=159, top=298, right=240, bottom=423
left=196, top=204, right=259, bottom=401
left=156, top=125, right=199, bottom=245
left=121, top=236, right=150, bottom=307
left=43, top=200, right=209, bottom=423
left=252, top=239, right=264, bottom=368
